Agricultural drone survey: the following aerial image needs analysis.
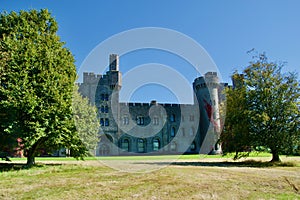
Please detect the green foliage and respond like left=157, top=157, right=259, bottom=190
left=221, top=53, right=300, bottom=161
left=0, top=9, right=86, bottom=165
left=72, top=85, right=100, bottom=155
left=220, top=76, right=251, bottom=160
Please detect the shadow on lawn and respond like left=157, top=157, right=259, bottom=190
left=0, top=162, right=62, bottom=172
left=134, top=160, right=297, bottom=168
left=170, top=160, right=297, bottom=168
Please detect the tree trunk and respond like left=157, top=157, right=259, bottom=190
left=271, top=149, right=280, bottom=162
left=26, top=153, right=35, bottom=166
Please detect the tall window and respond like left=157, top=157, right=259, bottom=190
left=100, top=106, right=105, bottom=113
left=100, top=118, right=104, bottom=126
left=100, top=94, right=109, bottom=101
left=123, top=116, right=129, bottom=125
left=170, top=114, right=175, bottom=122
left=153, top=139, right=160, bottom=151
left=104, top=106, right=108, bottom=113
left=104, top=94, right=109, bottom=101
left=153, top=117, right=159, bottom=125
left=137, top=139, right=145, bottom=152
left=122, top=139, right=129, bottom=152
left=170, top=127, right=176, bottom=137
left=136, top=116, right=144, bottom=125
left=190, top=142, right=196, bottom=151
left=105, top=118, right=109, bottom=126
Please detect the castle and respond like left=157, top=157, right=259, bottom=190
left=78, top=54, right=227, bottom=156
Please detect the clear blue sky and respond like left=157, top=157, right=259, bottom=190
left=1, top=0, right=300, bottom=103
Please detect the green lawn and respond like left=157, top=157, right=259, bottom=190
left=1, top=155, right=299, bottom=200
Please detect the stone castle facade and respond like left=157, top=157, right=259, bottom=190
left=78, top=54, right=227, bottom=156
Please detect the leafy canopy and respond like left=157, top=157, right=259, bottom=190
left=221, top=53, right=300, bottom=161
left=0, top=9, right=86, bottom=165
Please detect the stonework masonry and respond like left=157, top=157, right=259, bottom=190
left=78, top=54, right=227, bottom=156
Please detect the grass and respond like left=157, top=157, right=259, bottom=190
left=7, top=151, right=275, bottom=162
left=0, top=155, right=299, bottom=199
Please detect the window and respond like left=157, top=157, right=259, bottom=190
left=123, top=116, right=129, bottom=125
left=104, top=106, right=108, bottom=113
left=170, top=127, right=176, bottom=137
left=122, top=139, right=129, bottom=152
left=100, top=106, right=105, bottom=113
left=136, top=116, right=144, bottom=125
left=153, top=139, right=160, bottom=151
left=105, top=118, right=109, bottom=126
left=100, top=118, right=104, bottom=126
left=153, top=117, right=159, bottom=125
left=137, top=139, right=145, bottom=152
left=170, top=114, right=175, bottom=122
left=101, top=94, right=109, bottom=101
left=190, top=142, right=196, bottom=151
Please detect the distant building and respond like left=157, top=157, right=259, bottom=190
left=78, top=54, right=227, bottom=156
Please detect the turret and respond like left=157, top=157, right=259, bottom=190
left=109, top=54, right=119, bottom=71
left=193, top=72, right=221, bottom=154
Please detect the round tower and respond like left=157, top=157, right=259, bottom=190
left=193, top=72, right=221, bottom=154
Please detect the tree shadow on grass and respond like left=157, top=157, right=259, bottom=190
left=169, top=160, right=297, bottom=168
left=0, top=162, right=62, bottom=172
left=134, top=160, right=297, bottom=168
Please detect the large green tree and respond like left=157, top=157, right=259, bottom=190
left=0, top=9, right=86, bottom=165
left=220, top=74, right=251, bottom=160
left=221, top=53, right=300, bottom=162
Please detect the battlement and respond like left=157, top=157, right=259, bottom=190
left=83, top=72, right=102, bottom=84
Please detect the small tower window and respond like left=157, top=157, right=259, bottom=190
left=170, top=114, right=175, bottom=122
left=170, top=127, right=176, bottom=137
left=105, top=118, right=109, bottom=126
left=153, top=117, right=159, bottom=125
left=123, top=116, right=129, bottom=125
left=136, top=116, right=144, bottom=125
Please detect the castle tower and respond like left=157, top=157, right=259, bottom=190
left=193, top=72, right=221, bottom=154
left=95, top=54, right=122, bottom=156
left=109, top=54, right=119, bottom=71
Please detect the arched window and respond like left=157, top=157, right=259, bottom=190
left=136, top=116, right=144, bottom=125
left=100, top=118, right=104, bottom=126
left=190, top=141, right=196, bottom=151
left=170, top=127, right=176, bottom=137
left=123, top=115, right=129, bottom=125
left=121, top=139, right=129, bottom=152
left=137, top=139, right=145, bottom=153
left=153, top=139, right=160, bottom=151
left=153, top=116, right=159, bottom=125
left=100, top=106, right=105, bottom=113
